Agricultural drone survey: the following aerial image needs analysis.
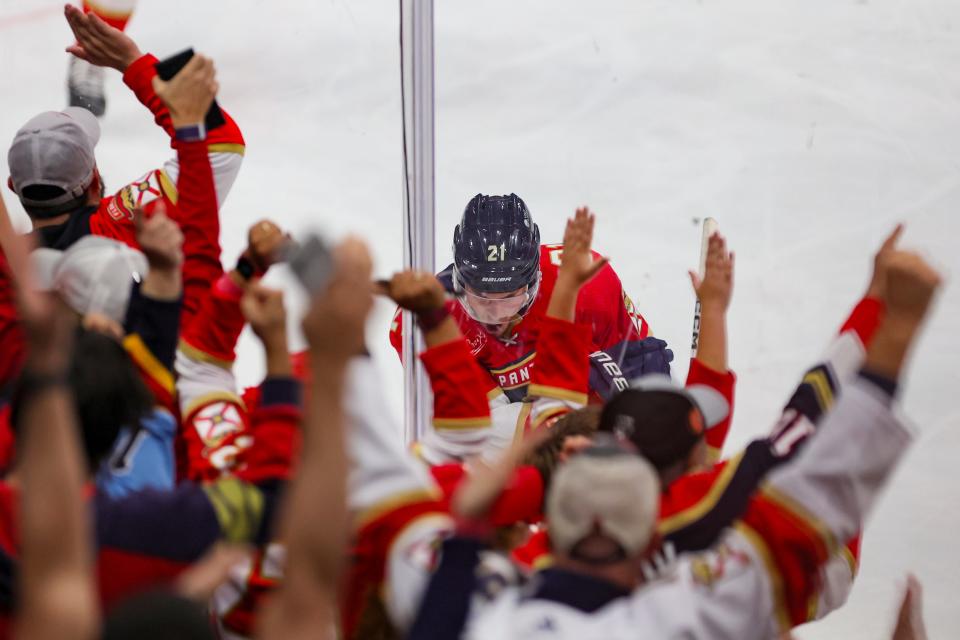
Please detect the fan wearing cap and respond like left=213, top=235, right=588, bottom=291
left=409, top=248, right=940, bottom=639
left=20, top=209, right=187, bottom=501
left=0, top=7, right=247, bottom=389
left=390, top=197, right=668, bottom=403
left=599, top=375, right=730, bottom=488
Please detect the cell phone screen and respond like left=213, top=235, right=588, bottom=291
left=154, top=48, right=227, bottom=131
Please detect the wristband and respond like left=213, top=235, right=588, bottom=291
left=416, top=305, right=450, bottom=332
left=235, top=254, right=258, bottom=281
left=174, top=122, right=207, bottom=142
left=13, top=371, right=70, bottom=416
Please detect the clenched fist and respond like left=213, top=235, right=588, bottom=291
left=883, top=251, right=942, bottom=324
left=378, top=270, right=446, bottom=314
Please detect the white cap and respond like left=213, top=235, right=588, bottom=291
left=32, top=236, right=148, bottom=323
left=547, top=445, right=660, bottom=560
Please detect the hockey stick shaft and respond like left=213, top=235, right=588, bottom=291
left=690, top=217, right=719, bottom=357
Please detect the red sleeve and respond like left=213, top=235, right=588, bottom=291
left=430, top=463, right=544, bottom=527
left=657, top=462, right=728, bottom=522
left=511, top=528, right=552, bottom=570
left=685, top=359, right=736, bottom=458
left=487, top=465, right=544, bottom=526
left=122, top=53, right=245, bottom=149
left=429, top=463, right=468, bottom=500
left=420, top=336, right=494, bottom=430
left=122, top=54, right=175, bottom=138
left=738, top=489, right=833, bottom=629
left=389, top=306, right=404, bottom=361
left=527, top=316, right=591, bottom=404
left=0, top=252, right=24, bottom=389
left=839, top=296, right=884, bottom=347
left=0, top=406, right=15, bottom=475
left=235, top=378, right=302, bottom=484
left=171, top=141, right=222, bottom=328
left=180, top=275, right=246, bottom=365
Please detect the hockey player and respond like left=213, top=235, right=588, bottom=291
left=67, top=0, right=139, bottom=116
left=408, top=247, right=941, bottom=639
left=390, top=195, right=670, bottom=403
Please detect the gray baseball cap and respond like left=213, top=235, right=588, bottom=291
left=8, top=107, right=101, bottom=211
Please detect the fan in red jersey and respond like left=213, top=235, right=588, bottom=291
left=390, top=195, right=672, bottom=402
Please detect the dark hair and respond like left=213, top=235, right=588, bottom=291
left=71, top=329, right=152, bottom=471
left=525, top=405, right=602, bottom=491
left=102, top=591, right=215, bottom=640
left=10, top=328, right=152, bottom=473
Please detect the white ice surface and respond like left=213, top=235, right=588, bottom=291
left=2, top=0, right=959, bottom=637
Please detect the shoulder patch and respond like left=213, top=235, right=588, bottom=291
left=107, top=170, right=166, bottom=222
left=689, top=543, right=752, bottom=589
left=193, top=401, right=247, bottom=448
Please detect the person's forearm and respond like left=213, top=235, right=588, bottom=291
left=122, top=53, right=175, bottom=138
left=140, top=267, right=181, bottom=301
left=862, top=315, right=919, bottom=380
left=546, top=276, right=578, bottom=321
left=17, top=368, right=98, bottom=639
left=694, top=301, right=727, bottom=372
left=172, top=140, right=220, bottom=326
left=282, top=357, right=347, bottom=588
left=263, top=333, right=292, bottom=378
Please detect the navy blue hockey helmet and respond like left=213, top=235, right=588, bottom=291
left=452, top=194, right=542, bottom=325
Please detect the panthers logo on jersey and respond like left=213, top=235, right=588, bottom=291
left=192, top=401, right=246, bottom=448
left=106, top=170, right=168, bottom=222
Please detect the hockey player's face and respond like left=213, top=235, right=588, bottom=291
left=462, top=285, right=529, bottom=326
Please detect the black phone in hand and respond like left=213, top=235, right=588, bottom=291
left=154, top=48, right=226, bottom=131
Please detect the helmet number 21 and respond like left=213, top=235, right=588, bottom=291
left=487, top=243, right=507, bottom=262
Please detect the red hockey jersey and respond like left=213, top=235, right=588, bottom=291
left=390, top=245, right=651, bottom=402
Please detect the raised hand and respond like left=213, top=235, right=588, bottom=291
left=134, top=206, right=184, bottom=272
left=689, top=232, right=734, bottom=312
left=376, top=270, right=446, bottom=314
left=883, top=251, right=942, bottom=325
left=151, top=54, right=218, bottom=129
left=891, top=575, right=928, bottom=640
left=64, top=3, right=142, bottom=72
left=241, top=283, right=287, bottom=346
left=302, top=236, right=374, bottom=360
left=557, top=206, right=609, bottom=288
left=246, top=219, right=290, bottom=273
left=866, top=224, right=904, bottom=300
left=865, top=250, right=942, bottom=380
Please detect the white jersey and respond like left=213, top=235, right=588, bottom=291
left=459, top=378, right=911, bottom=640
